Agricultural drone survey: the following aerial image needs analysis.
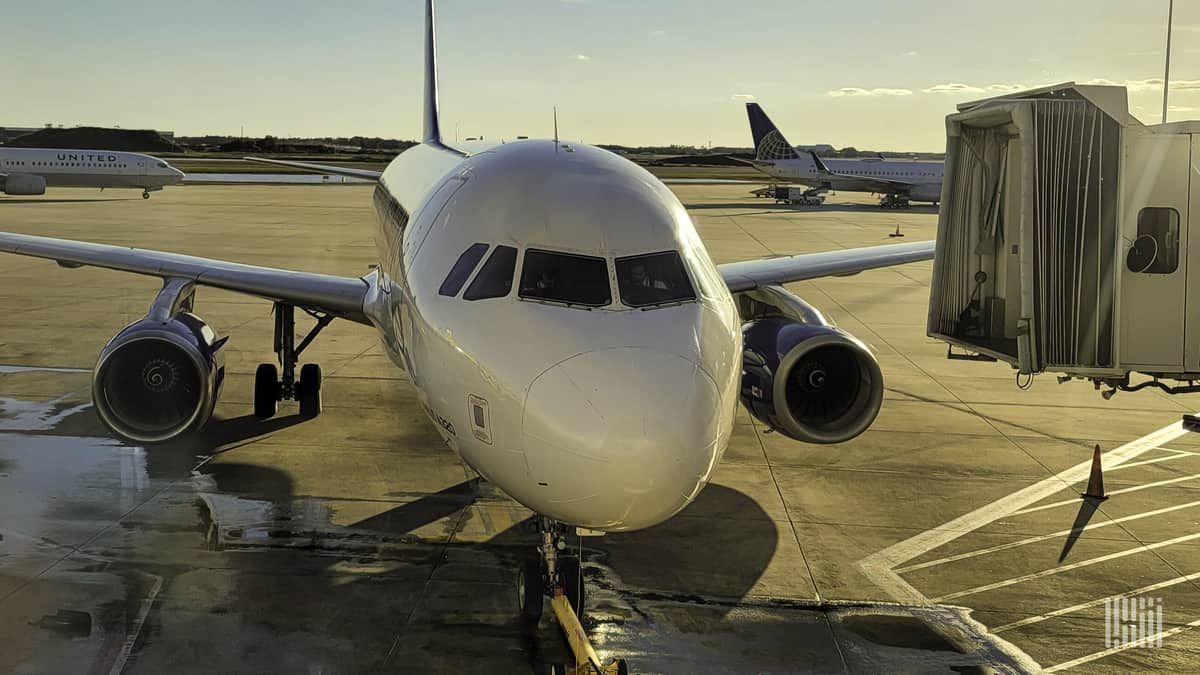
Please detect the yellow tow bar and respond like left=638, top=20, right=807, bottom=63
left=550, top=592, right=627, bottom=675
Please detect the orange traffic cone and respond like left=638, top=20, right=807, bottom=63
left=1082, top=444, right=1108, bottom=500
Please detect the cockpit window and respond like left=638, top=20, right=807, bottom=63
left=615, top=251, right=697, bottom=307
left=463, top=245, right=517, bottom=300
left=157, top=162, right=168, bottom=168
left=439, top=243, right=489, bottom=297
left=519, top=249, right=612, bottom=307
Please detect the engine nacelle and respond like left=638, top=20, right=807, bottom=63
left=2, top=174, right=47, bottom=196
left=92, top=313, right=226, bottom=443
left=908, top=183, right=941, bottom=203
left=740, top=318, right=883, bottom=443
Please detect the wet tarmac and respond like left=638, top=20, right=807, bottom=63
left=2, top=186, right=1199, bottom=673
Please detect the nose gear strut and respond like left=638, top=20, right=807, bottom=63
left=519, top=516, right=627, bottom=674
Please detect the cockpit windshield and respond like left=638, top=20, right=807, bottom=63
left=519, top=249, right=611, bottom=307
left=615, top=251, right=697, bottom=307
left=156, top=162, right=168, bottom=168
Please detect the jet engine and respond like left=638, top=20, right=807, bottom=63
left=2, top=174, right=47, bottom=196
left=738, top=288, right=883, bottom=444
left=908, top=183, right=941, bottom=203
left=92, top=312, right=226, bottom=443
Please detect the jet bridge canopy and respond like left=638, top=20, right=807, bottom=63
left=928, top=83, right=1200, bottom=394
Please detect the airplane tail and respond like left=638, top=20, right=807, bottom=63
left=422, top=0, right=464, bottom=154
left=746, top=103, right=801, bottom=161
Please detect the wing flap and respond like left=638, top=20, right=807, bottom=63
left=0, top=232, right=371, bottom=323
left=719, top=240, right=935, bottom=292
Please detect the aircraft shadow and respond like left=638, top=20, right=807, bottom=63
left=0, top=198, right=133, bottom=204
left=146, top=413, right=308, bottom=480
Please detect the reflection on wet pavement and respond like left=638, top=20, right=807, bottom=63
left=0, top=389, right=1034, bottom=674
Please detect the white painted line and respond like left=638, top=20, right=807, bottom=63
left=1043, top=619, right=1200, bottom=672
left=932, top=531, right=1200, bottom=603
left=1105, top=449, right=1194, bottom=471
left=1010, top=473, right=1200, bottom=517
left=857, top=416, right=1198, bottom=605
left=108, top=573, right=162, bottom=675
left=895, top=499, right=1200, bottom=574
left=992, top=571, right=1200, bottom=633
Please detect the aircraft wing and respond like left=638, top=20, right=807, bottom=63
left=0, top=232, right=373, bottom=324
left=719, top=240, right=934, bottom=292
left=243, top=157, right=383, bottom=181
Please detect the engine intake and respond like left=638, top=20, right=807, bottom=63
left=93, top=313, right=225, bottom=443
left=741, top=317, right=883, bottom=443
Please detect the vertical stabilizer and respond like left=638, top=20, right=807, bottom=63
left=423, top=0, right=442, bottom=145
left=745, top=103, right=801, bottom=161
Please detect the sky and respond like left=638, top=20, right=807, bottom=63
left=3, top=0, right=1198, bottom=151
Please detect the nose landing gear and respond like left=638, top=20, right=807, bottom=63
left=521, top=516, right=625, bottom=675
left=142, top=186, right=163, bottom=200
left=253, top=302, right=333, bottom=419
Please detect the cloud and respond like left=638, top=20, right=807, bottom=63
left=1169, top=105, right=1198, bottom=112
left=986, top=83, right=1027, bottom=93
left=650, top=29, right=666, bottom=37
left=902, top=50, right=919, bottom=57
left=1083, top=78, right=1200, bottom=92
left=574, top=53, right=591, bottom=61
left=828, top=87, right=913, bottom=97
left=922, top=82, right=985, bottom=95
left=731, top=93, right=755, bottom=101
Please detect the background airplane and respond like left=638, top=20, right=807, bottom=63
left=744, top=102, right=944, bottom=208
left=0, top=147, right=183, bottom=198
left=0, top=0, right=933, bottom=627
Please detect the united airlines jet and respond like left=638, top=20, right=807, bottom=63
left=745, top=102, right=944, bottom=208
left=0, top=1, right=934, bottom=624
left=0, top=147, right=183, bottom=198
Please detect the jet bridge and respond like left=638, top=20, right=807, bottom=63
left=928, top=83, right=1200, bottom=396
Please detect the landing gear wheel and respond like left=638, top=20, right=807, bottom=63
left=254, top=363, right=279, bottom=419
left=518, top=559, right=545, bottom=624
left=557, top=557, right=585, bottom=621
left=297, top=363, right=322, bottom=418
left=142, top=191, right=150, bottom=199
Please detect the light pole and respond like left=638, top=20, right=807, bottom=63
left=1163, top=0, right=1174, bottom=124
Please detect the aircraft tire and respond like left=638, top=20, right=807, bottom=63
left=557, top=557, right=585, bottom=621
left=518, top=559, right=545, bottom=624
left=254, top=363, right=279, bottom=419
left=298, top=363, right=322, bottom=418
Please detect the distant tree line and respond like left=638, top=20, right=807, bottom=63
left=176, top=135, right=418, bottom=155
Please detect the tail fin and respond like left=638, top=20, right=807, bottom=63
left=423, top=0, right=445, bottom=146
left=746, top=103, right=800, bottom=161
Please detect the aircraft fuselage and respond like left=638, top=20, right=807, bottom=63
left=367, top=140, right=742, bottom=532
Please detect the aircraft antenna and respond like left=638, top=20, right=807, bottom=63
left=553, top=107, right=559, bottom=144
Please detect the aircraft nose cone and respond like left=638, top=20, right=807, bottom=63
left=522, top=347, right=725, bottom=531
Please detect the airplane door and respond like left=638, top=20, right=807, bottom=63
left=1120, top=134, right=1189, bottom=370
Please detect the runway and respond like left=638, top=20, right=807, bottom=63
left=2, top=184, right=1199, bottom=672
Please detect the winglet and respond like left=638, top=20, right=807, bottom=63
left=423, top=0, right=442, bottom=145
left=809, top=151, right=835, bottom=174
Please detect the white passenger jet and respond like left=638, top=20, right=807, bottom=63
left=0, top=147, right=183, bottom=198
left=0, top=1, right=934, bottom=623
left=745, top=102, right=944, bottom=208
